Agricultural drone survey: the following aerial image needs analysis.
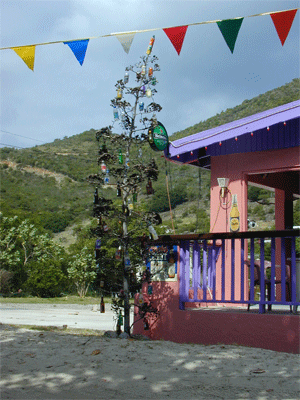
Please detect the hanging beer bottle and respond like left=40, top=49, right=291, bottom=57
left=118, top=149, right=123, bottom=164
left=101, top=161, right=107, bottom=173
left=146, top=36, right=155, bottom=55
left=94, top=187, right=99, bottom=205
left=113, top=106, right=119, bottom=120
left=117, top=183, right=122, bottom=197
left=116, top=88, right=122, bottom=100
left=230, top=194, right=240, bottom=232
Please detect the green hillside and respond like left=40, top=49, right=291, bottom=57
left=1, top=78, right=299, bottom=241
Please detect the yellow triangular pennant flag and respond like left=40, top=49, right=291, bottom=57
left=13, top=45, right=36, bottom=71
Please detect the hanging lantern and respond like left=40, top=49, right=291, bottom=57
left=124, top=72, right=129, bottom=84
left=146, top=87, right=152, bottom=98
left=151, top=77, right=157, bottom=86
left=139, top=102, right=144, bottom=112
left=141, top=65, right=146, bottom=75
left=148, top=67, right=153, bottom=77
left=141, top=85, right=146, bottom=94
left=113, top=106, right=119, bottom=120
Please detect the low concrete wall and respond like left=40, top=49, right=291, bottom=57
left=133, top=281, right=300, bottom=354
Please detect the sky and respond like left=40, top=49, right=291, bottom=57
left=0, top=0, right=299, bottom=149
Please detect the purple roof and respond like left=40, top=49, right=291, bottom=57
left=165, top=100, right=300, bottom=169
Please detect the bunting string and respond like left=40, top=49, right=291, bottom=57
left=1, top=7, right=298, bottom=71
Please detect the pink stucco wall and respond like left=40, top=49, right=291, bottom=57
left=133, top=280, right=300, bottom=354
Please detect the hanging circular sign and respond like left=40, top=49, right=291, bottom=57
left=148, top=122, right=168, bottom=151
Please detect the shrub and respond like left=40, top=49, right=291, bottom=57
left=24, top=260, right=67, bottom=297
left=0, top=270, right=14, bottom=295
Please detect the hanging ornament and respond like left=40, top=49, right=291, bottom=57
left=138, top=289, right=144, bottom=305
left=141, top=65, right=146, bottom=75
left=146, top=87, right=152, bottom=98
left=148, top=224, right=158, bottom=240
left=116, top=88, right=122, bottom=99
left=103, top=224, right=109, bottom=232
left=117, top=183, right=122, bottom=197
left=146, top=35, right=155, bottom=55
left=128, top=198, right=133, bottom=211
left=139, top=102, right=144, bottom=112
left=141, top=85, right=146, bottom=94
left=125, top=154, right=130, bottom=169
left=115, top=246, right=122, bottom=260
left=151, top=77, right=157, bottom=86
left=118, top=149, right=123, bottom=164
left=121, top=111, right=126, bottom=122
left=148, top=67, right=153, bottom=77
left=113, top=106, right=119, bottom=120
left=124, top=72, right=129, bottom=84
left=146, top=179, right=154, bottom=195
left=118, top=311, right=123, bottom=326
left=133, top=190, right=138, bottom=203
left=94, top=187, right=99, bottom=205
left=101, top=161, right=107, bottom=173
left=104, top=170, right=110, bottom=183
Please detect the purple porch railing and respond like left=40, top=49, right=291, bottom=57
left=154, top=229, right=300, bottom=314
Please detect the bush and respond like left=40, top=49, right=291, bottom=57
left=0, top=270, right=14, bottom=295
left=24, top=260, right=67, bottom=297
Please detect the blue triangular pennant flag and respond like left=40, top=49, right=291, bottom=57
left=64, top=39, right=89, bottom=65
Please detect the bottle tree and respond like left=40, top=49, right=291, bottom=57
left=89, top=37, right=167, bottom=334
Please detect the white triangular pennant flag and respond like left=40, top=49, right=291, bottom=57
left=116, top=33, right=135, bottom=54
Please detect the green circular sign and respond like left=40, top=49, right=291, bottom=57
left=148, top=122, right=168, bottom=151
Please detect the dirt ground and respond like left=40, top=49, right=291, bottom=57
left=1, top=324, right=299, bottom=400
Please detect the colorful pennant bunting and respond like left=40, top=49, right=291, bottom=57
left=217, top=18, right=244, bottom=53
left=64, top=39, right=89, bottom=65
left=116, top=33, right=136, bottom=54
left=4, top=7, right=299, bottom=71
left=13, top=45, right=36, bottom=71
left=163, top=25, right=188, bottom=55
left=270, top=9, right=298, bottom=45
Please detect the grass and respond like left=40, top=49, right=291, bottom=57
left=0, top=295, right=111, bottom=305
left=0, top=295, right=136, bottom=305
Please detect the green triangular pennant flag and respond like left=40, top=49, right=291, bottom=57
left=217, top=18, right=243, bottom=53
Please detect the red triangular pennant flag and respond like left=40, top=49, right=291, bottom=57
left=270, top=9, right=297, bottom=46
left=163, top=25, right=188, bottom=55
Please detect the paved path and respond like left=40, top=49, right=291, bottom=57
left=0, top=303, right=134, bottom=331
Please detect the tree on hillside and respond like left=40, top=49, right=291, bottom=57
left=88, top=37, right=164, bottom=334
left=67, top=246, right=97, bottom=298
left=0, top=213, right=67, bottom=295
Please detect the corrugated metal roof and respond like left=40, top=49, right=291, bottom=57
left=165, top=100, right=300, bottom=169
